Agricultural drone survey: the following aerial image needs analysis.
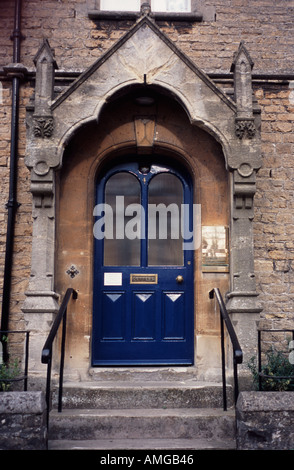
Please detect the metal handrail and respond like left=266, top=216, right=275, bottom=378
left=41, top=288, right=78, bottom=425
left=209, top=288, right=243, bottom=410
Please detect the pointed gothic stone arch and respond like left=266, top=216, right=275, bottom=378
left=23, top=14, right=262, bottom=376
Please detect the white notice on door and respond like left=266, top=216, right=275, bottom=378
left=104, top=272, right=122, bottom=286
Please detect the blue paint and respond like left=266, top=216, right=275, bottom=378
left=92, top=159, right=194, bottom=365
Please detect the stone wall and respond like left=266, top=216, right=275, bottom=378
left=0, top=0, right=293, bottom=368
left=236, top=391, right=294, bottom=450
left=4, top=0, right=291, bottom=74
left=0, top=391, right=47, bottom=450
left=254, top=84, right=294, bottom=328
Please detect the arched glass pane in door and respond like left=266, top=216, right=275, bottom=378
left=148, top=173, right=183, bottom=266
left=104, top=172, right=141, bottom=266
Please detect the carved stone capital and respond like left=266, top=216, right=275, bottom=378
left=33, top=116, right=54, bottom=138
left=235, top=118, right=256, bottom=139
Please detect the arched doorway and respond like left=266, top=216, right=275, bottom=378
left=54, top=89, right=229, bottom=379
left=92, top=158, right=195, bottom=365
left=24, top=18, right=261, bottom=381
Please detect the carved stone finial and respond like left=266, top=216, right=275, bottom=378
left=231, top=41, right=256, bottom=138
left=231, top=41, right=254, bottom=73
left=231, top=42, right=254, bottom=115
left=33, top=39, right=57, bottom=69
left=33, top=39, right=57, bottom=118
left=141, top=2, right=151, bottom=16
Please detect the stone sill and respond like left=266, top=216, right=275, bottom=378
left=88, top=10, right=203, bottom=22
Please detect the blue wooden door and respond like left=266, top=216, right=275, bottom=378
left=92, top=160, right=194, bottom=365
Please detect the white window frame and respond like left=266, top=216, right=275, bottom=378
left=100, top=0, right=141, bottom=11
left=88, top=0, right=208, bottom=21
left=100, top=0, right=192, bottom=13
left=151, top=0, right=191, bottom=12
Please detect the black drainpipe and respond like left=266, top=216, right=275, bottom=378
left=1, top=0, right=23, bottom=362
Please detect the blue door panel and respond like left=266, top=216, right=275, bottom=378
left=92, top=160, right=194, bottom=366
left=132, top=292, right=156, bottom=340
left=162, top=292, right=185, bottom=340
left=101, top=292, right=125, bottom=341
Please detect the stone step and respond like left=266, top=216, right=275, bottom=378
left=88, top=366, right=200, bottom=382
left=48, top=437, right=236, bottom=450
left=53, top=381, right=232, bottom=410
left=48, top=408, right=236, bottom=441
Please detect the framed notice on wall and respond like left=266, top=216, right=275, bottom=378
left=202, top=226, right=229, bottom=273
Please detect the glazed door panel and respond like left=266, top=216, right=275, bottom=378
left=92, top=160, right=194, bottom=365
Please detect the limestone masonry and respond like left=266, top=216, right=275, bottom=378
left=0, top=0, right=293, bottom=384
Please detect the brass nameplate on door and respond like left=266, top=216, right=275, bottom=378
left=130, top=274, right=158, bottom=284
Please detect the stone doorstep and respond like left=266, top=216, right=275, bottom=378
left=48, top=382, right=236, bottom=450
left=52, top=381, right=233, bottom=410
left=48, top=408, right=236, bottom=442
left=88, top=366, right=200, bottom=382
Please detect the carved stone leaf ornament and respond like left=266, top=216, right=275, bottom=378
left=33, top=116, right=54, bottom=138
left=235, top=119, right=256, bottom=139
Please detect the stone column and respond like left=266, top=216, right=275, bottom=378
left=22, top=40, right=59, bottom=377
left=227, top=41, right=261, bottom=317
left=226, top=42, right=262, bottom=375
left=228, top=167, right=260, bottom=314
left=22, top=166, right=59, bottom=375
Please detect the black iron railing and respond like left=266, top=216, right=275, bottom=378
left=0, top=330, right=30, bottom=391
left=209, top=288, right=243, bottom=410
left=258, top=329, right=294, bottom=391
left=41, top=288, right=78, bottom=424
